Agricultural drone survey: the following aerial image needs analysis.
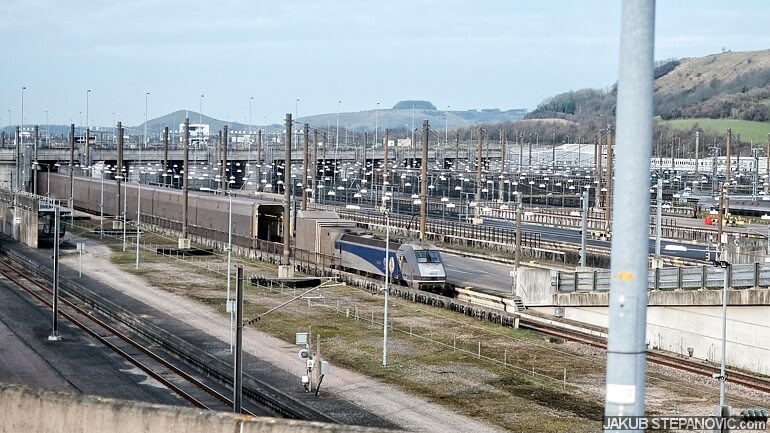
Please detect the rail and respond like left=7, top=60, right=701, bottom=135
left=553, top=262, right=770, bottom=292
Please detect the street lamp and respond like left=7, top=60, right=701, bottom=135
left=20, top=86, right=26, bottom=192
left=249, top=96, right=254, bottom=165
left=711, top=259, right=731, bottom=414
left=199, top=94, right=205, bottom=148
left=382, top=208, right=391, bottom=367
left=86, top=89, right=91, bottom=153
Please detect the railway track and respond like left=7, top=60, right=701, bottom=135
left=0, top=251, right=337, bottom=421
left=0, top=256, right=257, bottom=414
left=519, top=317, right=770, bottom=395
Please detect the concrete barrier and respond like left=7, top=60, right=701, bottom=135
left=0, top=382, right=398, bottom=433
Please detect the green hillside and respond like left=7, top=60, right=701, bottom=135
left=658, top=118, right=770, bottom=144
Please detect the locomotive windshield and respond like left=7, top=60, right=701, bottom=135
left=415, top=250, right=441, bottom=263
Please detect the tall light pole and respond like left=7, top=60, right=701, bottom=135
left=199, top=94, right=204, bottom=147
left=295, top=98, right=300, bottom=119
left=382, top=209, right=391, bottom=367
left=445, top=106, right=450, bottom=154
left=86, top=89, right=91, bottom=150
left=375, top=102, right=380, bottom=148
left=335, top=100, right=341, bottom=188
left=144, top=92, right=149, bottom=149
left=227, top=191, right=234, bottom=353
left=137, top=92, right=149, bottom=270
left=249, top=96, right=253, bottom=165
left=714, top=260, right=730, bottom=413
left=20, top=86, right=26, bottom=192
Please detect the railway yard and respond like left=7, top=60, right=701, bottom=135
left=2, top=211, right=768, bottom=432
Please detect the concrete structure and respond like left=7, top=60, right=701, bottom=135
left=518, top=271, right=770, bottom=375
left=0, top=382, right=396, bottom=433
left=0, top=190, right=38, bottom=247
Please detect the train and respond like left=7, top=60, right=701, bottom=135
left=41, top=172, right=447, bottom=291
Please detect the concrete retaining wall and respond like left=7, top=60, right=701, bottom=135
left=534, top=290, right=770, bottom=375
left=517, top=268, right=553, bottom=305
left=0, top=382, right=397, bottom=433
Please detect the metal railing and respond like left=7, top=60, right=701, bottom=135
left=553, top=262, right=770, bottom=292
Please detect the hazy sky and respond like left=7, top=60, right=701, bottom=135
left=2, top=0, right=769, bottom=127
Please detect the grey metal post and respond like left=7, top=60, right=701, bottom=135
left=234, top=266, right=244, bottom=412
left=222, top=125, right=229, bottom=191
left=69, top=124, right=74, bottom=206
left=580, top=190, right=588, bottom=267
left=719, top=264, right=729, bottom=408
left=283, top=114, right=292, bottom=266
left=227, top=192, right=233, bottom=354
left=694, top=131, right=700, bottom=178
left=476, top=127, right=483, bottom=217
left=33, top=125, right=38, bottom=195
left=655, top=177, right=662, bottom=263
left=48, top=206, right=61, bottom=341
left=514, top=193, right=522, bottom=293
left=383, top=211, right=390, bottom=367
left=384, top=129, right=390, bottom=190
left=15, top=126, right=20, bottom=191
left=163, top=127, right=169, bottom=187
left=419, top=120, right=429, bottom=241
left=117, top=122, right=123, bottom=220
left=604, top=0, right=655, bottom=425
left=302, top=123, right=309, bottom=211
left=313, top=129, right=318, bottom=203
left=182, top=118, right=190, bottom=239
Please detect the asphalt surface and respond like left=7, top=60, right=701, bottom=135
left=442, top=254, right=514, bottom=295
left=0, top=263, right=184, bottom=405
left=482, top=218, right=708, bottom=261
left=0, top=239, right=398, bottom=428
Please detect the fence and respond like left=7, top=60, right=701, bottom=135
left=553, top=262, right=770, bottom=292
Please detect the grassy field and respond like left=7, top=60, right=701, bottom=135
left=659, top=118, right=770, bottom=143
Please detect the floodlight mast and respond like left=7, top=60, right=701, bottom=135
left=603, top=0, right=655, bottom=427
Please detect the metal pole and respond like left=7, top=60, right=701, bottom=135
left=605, top=126, right=613, bottom=234
left=383, top=129, right=390, bottom=193
left=117, top=122, right=123, bottom=224
left=302, top=123, right=309, bottom=211
left=163, top=127, right=169, bottom=187
left=694, top=131, right=700, bottom=178
left=655, top=177, right=662, bottom=265
left=182, top=118, right=190, bottom=239
left=233, top=266, right=244, bottom=413
left=123, top=180, right=127, bottom=252
left=476, top=127, right=483, bottom=217
left=604, top=0, right=655, bottom=425
left=419, top=120, right=429, bottom=241
left=580, top=190, right=588, bottom=267
left=719, top=264, right=729, bottom=408
left=717, top=182, right=725, bottom=260
left=48, top=206, right=61, bottom=341
left=283, top=114, right=292, bottom=266
left=383, top=211, right=390, bottom=367
left=135, top=175, right=141, bottom=270
left=514, top=193, right=522, bottom=293
left=100, top=170, right=104, bottom=239
left=726, top=129, right=732, bottom=183
left=227, top=192, right=233, bottom=354
left=222, top=125, right=229, bottom=191
left=69, top=124, right=74, bottom=204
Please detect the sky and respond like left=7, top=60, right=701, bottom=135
left=2, top=0, right=769, bottom=128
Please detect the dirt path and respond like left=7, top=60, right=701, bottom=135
left=60, top=238, right=506, bottom=433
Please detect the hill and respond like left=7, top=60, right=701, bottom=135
left=296, top=106, right=527, bottom=132
left=526, top=49, right=770, bottom=123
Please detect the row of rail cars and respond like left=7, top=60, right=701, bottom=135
left=43, top=173, right=447, bottom=290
